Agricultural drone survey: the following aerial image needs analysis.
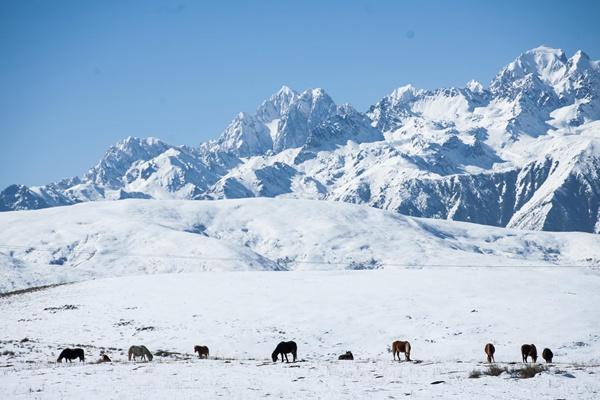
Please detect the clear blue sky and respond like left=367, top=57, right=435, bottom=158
left=1, top=0, right=599, bottom=188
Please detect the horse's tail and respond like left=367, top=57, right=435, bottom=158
left=141, top=345, right=153, bottom=361
left=405, top=342, right=411, bottom=361
left=128, top=347, right=133, bottom=361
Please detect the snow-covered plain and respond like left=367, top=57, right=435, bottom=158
left=2, top=198, right=600, bottom=292
left=1, top=270, right=599, bottom=399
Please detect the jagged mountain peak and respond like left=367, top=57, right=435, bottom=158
left=83, top=136, right=171, bottom=188
left=256, top=86, right=299, bottom=123
left=388, top=84, right=420, bottom=103
left=0, top=184, right=49, bottom=211
left=466, top=80, right=484, bottom=94
left=490, top=46, right=599, bottom=97
left=506, top=46, right=568, bottom=78
left=115, top=135, right=167, bottom=151
left=276, top=84, right=297, bottom=97
left=215, top=85, right=373, bottom=156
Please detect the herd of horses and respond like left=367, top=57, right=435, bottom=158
left=484, top=342, right=554, bottom=364
left=55, top=340, right=555, bottom=365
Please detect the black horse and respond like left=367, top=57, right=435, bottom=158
left=542, top=348, right=554, bottom=363
left=57, top=348, right=85, bottom=363
left=521, top=344, right=537, bottom=363
left=271, top=341, right=297, bottom=363
left=338, top=351, right=354, bottom=360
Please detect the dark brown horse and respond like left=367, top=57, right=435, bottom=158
left=542, top=348, right=553, bottom=363
left=392, top=340, right=411, bottom=361
left=338, top=351, right=354, bottom=360
left=194, top=345, right=209, bottom=359
left=521, top=344, right=537, bottom=363
left=271, top=341, right=297, bottom=363
left=484, top=343, right=495, bottom=363
left=57, top=348, right=85, bottom=363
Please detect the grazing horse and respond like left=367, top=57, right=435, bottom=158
left=338, top=351, right=354, bottom=360
left=57, top=348, right=85, bottom=363
left=194, top=345, right=209, bottom=359
left=484, top=343, right=496, bottom=363
left=542, top=348, right=553, bottom=363
left=392, top=340, right=411, bottom=361
left=98, top=351, right=111, bottom=362
left=521, top=344, right=537, bottom=363
left=128, top=345, right=153, bottom=361
left=271, top=341, right=297, bottom=363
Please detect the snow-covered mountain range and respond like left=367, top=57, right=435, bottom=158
left=3, top=46, right=600, bottom=232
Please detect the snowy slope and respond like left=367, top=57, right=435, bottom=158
left=1, top=198, right=600, bottom=292
left=2, top=46, right=600, bottom=232
left=1, top=269, right=600, bottom=399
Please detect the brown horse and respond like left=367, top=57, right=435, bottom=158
left=542, top=348, right=553, bottom=363
left=392, top=340, right=411, bottom=361
left=194, top=345, right=209, bottom=359
left=484, top=343, right=495, bottom=363
left=521, top=344, right=537, bottom=363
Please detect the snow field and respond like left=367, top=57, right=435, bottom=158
left=1, top=269, right=599, bottom=399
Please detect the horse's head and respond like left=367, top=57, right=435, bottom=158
left=56, top=357, right=62, bottom=363
left=271, top=352, right=278, bottom=362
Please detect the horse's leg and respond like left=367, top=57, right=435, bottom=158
left=284, top=353, right=289, bottom=363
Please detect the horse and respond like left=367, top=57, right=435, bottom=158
left=338, top=351, right=354, bottom=360
left=128, top=345, right=153, bottom=361
left=194, top=345, right=209, bottom=359
left=271, top=341, right=297, bottom=363
left=542, top=348, right=553, bottom=363
left=484, top=343, right=496, bottom=363
left=392, top=340, right=411, bottom=361
left=521, top=344, right=537, bottom=363
left=57, top=348, right=85, bottom=363
left=98, top=351, right=111, bottom=362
